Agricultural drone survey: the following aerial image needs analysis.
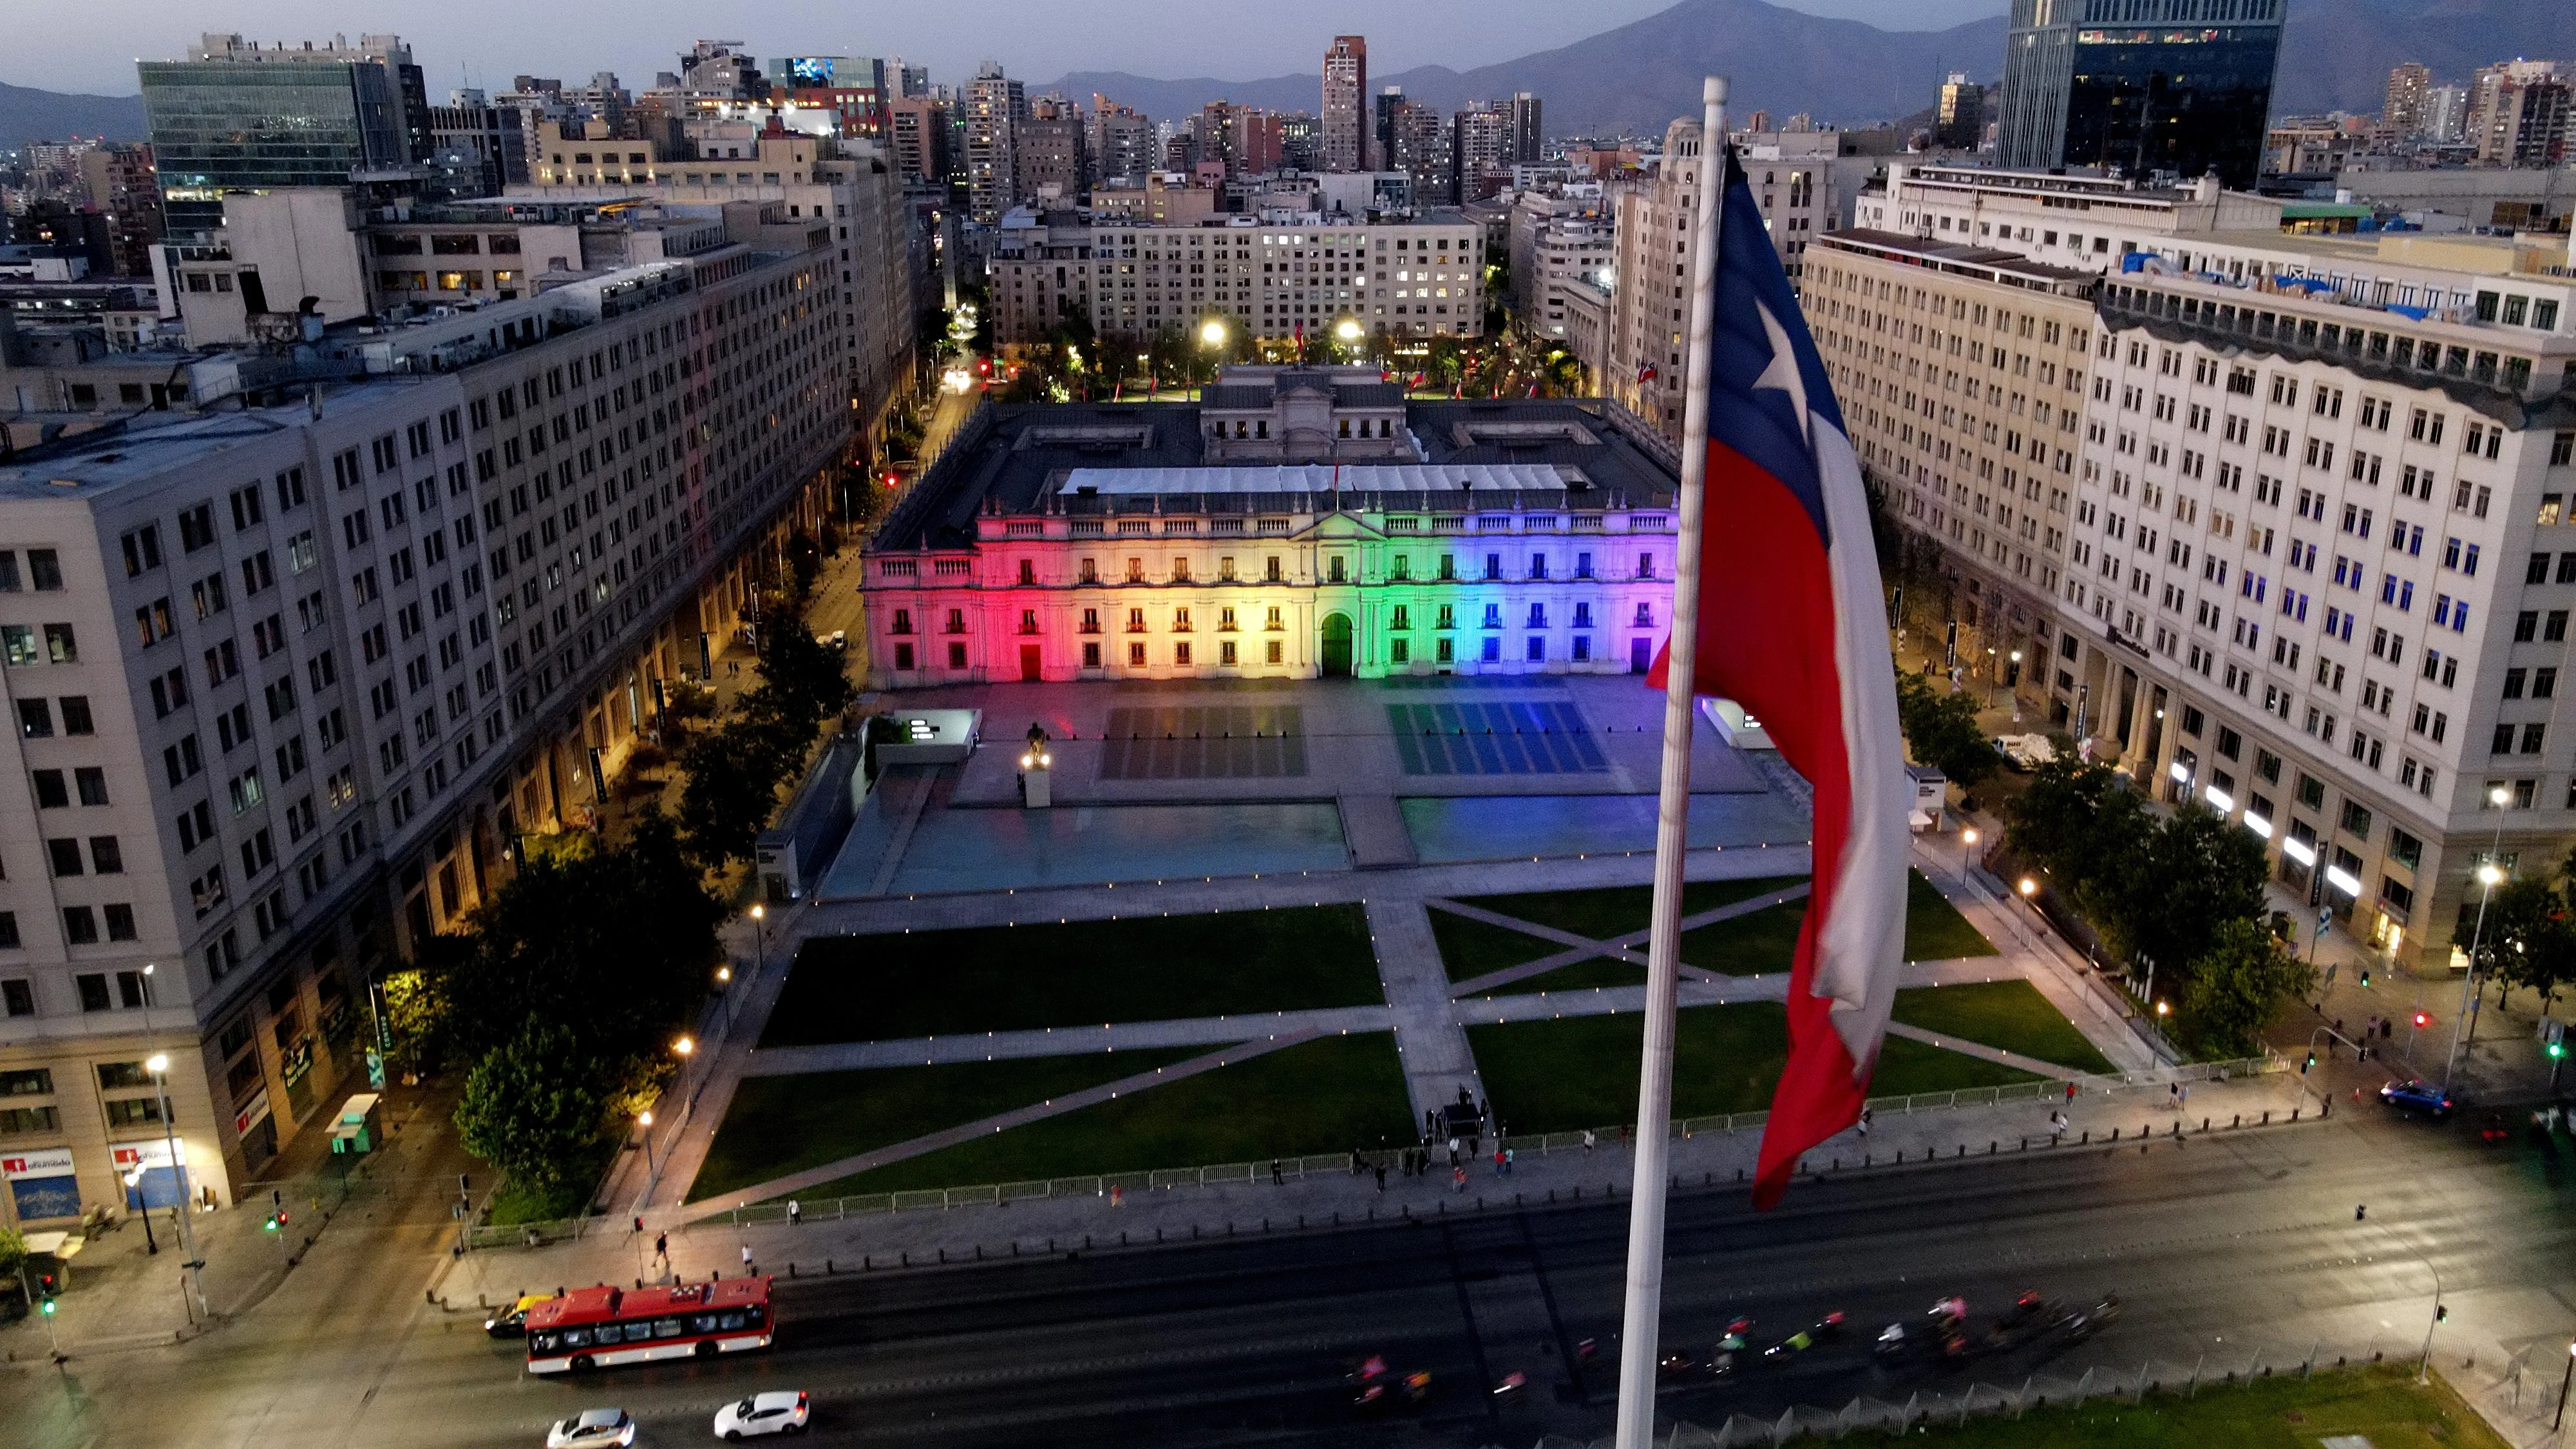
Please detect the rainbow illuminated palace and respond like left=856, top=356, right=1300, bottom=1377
left=862, top=367, right=1687, bottom=686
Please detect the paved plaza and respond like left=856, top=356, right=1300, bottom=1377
left=624, top=674, right=2177, bottom=1231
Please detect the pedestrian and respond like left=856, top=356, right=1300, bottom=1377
left=1271, top=1159, right=1283, bottom=1186
left=1448, top=1136, right=1461, bottom=1168
left=1350, top=1148, right=1363, bottom=1177
left=788, top=1199, right=800, bottom=1227
left=1582, top=1128, right=1597, bottom=1155
left=2179, top=1083, right=2190, bottom=1108
left=1452, top=1166, right=1468, bottom=1193
left=2325, top=962, right=2338, bottom=989
left=1111, top=1183, right=1124, bottom=1208
left=2381, top=1016, right=2392, bottom=1041
left=2168, top=1081, right=2181, bottom=1110
left=1857, top=1108, right=1872, bottom=1137
left=1504, top=1146, right=1516, bottom=1175
left=1375, top=1162, right=1387, bottom=1192
left=740, top=1243, right=754, bottom=1274
left=1493, top=1148, right=1506, bottom=1177
left=2065, top=1081, right=2078, bottom=1103
left=654, top=1231, right=668, bottom=1264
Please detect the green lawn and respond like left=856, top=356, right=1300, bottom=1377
left=788, top=1032, right=1417, bottom=1197
left=761, top=904, right=1385, bottom=1045
left=1892, top=980, right=2116, bottom=1074
left=688, top=1048, right=1202, bottom=1201
left=1446, top=876, right=1803, bottom=943
left=1676, top=868, right=1996, bottom=976
left=1901, top=1365, right=2502, bottom=1449
left=488, top=1139, right=617, bottom=1226
left=1905, top=868, right=2002, bottom=961
left=1430, top=909, right=1587, bottom=982
left=1469, top=1001, right=2038, bottom=1135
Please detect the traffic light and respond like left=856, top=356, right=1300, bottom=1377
left=2549, top=1021, right=2567, bottom=1059
left=2304, top=1050, right=2318, bottom=1074
left=2436, top=1304, right=2448, bottom=1323
left=2414, top=1011, right=2432, bottom=1030
left=263, top=1214, right=279, bottom=1233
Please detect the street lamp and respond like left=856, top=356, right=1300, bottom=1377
left=748, top=902, right=766, bottom=976
left=2443, top=862, right=2505, bottom=1097
left=2007, top=650, right=2023, bottom=722
left=1197, top=319, right=1227, bottom=399
left=637, top=1110, right=658, bottom=1183
left=144, top=1052, right=207, bottom=1321
left=1959, top=827, right=1979, bottom=889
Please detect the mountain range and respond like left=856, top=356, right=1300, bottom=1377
left=1, top=80, right=148, bottom=150
left=1053, top=0, right=2576, bottom=136
left=8, top=0, right=2576, bottom=151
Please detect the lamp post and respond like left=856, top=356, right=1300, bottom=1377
left=2017, top=876, right=2039, bottom=925
left=2444, top=861, right=2505, bottom=1097
left=144, top=1052, right=207, bottom=1321
left=1959, top=828, right=1979, bottom=889
left=714, top=964, right=734, bottom=1039
left=637, top=1110, right=658, bottom=1184
left=1197, top=319, right=1227, bottom=399
left=2007, top=649, right=2023, bottom=722
left=748, top=902, right=766, bottom=978
left=1333, top=316, right=1362, bottom=363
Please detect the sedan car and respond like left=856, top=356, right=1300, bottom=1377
left=545, top=1408, right=636, bottom=1448
left=2381, top=1079, right=2455, bottom=1117
left=714, top=1392, right=810, bottom=1439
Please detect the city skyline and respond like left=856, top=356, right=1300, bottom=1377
left=7, top=0, right=2006, bottom=100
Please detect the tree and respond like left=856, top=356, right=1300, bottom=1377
left=1894, top=670, right=1998, bottom=788
left=2002, top=759, right=2130, bottom=879
left=0, top=1224, right=24, bottom=1287
left=2483, top=873, right=2576, bottom=1006
left=2116, top=804, right=2270, bottom=983
left=2179, top=918, right=2317, bottom=1057
left=453, top=1019, right=616, bottom=1194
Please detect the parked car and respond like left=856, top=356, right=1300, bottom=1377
left=714, top=1390, right=810, bottom=1438
left=2380, top=1079, right=2455, bottom=1117
left=544, top=1408, right=636, bottom=1448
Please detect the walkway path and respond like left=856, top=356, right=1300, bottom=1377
left=745, top=1009, right=1394, bottom=1075
left=1435, top=883, right=1815, bottom=996
left=1364, top=897, right=1488, bottom=1128
left=688, top=1034, right=1321, bottom=1219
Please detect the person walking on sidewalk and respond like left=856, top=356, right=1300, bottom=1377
left=1272, top=1159, right=1283, bottom=1186
left=1857, top=1108, right=1872, bottom=1137
left=740, top=1243, right=755, bottom=1275
left=1448, top=1137, right=1461, bottom=1168
left=1582, top=1128, right=1596, bottom=1155
left=1374, top=1161, right=1387, bottom=1192
left=1504, top=1146, right=1516, bottom=1175
left=2065, top=1081, right=2079, bottom=1103
left=1452, top=1165, right=1468, bottom=1193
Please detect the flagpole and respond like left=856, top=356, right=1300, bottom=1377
left=1611, top=74, right=1728, bottom=1449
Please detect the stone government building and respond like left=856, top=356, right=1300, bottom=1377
left=862, top=366, right=1685, bottom=685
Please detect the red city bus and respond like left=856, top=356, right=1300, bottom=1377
left=524, top=1277, right=773, bottom=1374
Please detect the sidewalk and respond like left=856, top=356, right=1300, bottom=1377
left=435, top=1068, right=2313, bottom=1313
left=0, top=1080, right=460, bottom=1359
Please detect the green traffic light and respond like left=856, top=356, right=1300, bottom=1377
left=39, top=1300, right=55, bottom=1315
left=264, top=1215, right=279, bottom=1231
left=2552, top=1043, right=2566, bottom=1059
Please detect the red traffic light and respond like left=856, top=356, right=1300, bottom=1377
left=2413, top=1012, right=2430, bottom=1029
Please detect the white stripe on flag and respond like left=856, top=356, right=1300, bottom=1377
left=1810, top=419, right=1912, bottom=1077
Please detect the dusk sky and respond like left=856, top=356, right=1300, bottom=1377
left=11, top=0, right=2007, bottom=98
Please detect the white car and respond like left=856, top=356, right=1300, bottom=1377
left=545, top=1408, right=636, bottom=1448
left=714, top=1391, right=810, bottom=1438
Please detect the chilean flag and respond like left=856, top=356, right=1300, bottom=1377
left=1648, top=145, right=1909, bottom=1208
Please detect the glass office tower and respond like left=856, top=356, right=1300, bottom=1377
left=2000, top=0, right=2285, bottom=189
left=139, top=39, right=417, bottom=238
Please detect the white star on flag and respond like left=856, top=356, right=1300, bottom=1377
left=1749, top=299, right=1810, bottom=447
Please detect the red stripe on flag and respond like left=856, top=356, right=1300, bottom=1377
left=1648, top=441, right=1869, bottom=1206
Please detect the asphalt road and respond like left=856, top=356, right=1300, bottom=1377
left=13, top=1108, right=2574, bottom=1448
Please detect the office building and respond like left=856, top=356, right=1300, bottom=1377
left=1090, top=102, right=1155, bottom=189
left=2468, top=61, right=2571, bottom=169
left=1323, top=37, right=1370, bottom=172
left=1998, top=0, right=2285, bottom=188
left=2423, top=84, right=2472, bottom=146
left=1937, top=75, right=1987, bottom=151
left=0, top=221, right=851, bottom=1227
left=2385, top=63, right=2434, bottom=137
left=1600, top=120, right=1886, bottom=441
left=1817, top=160, right=2576, bottom=974
left=985, top=211, right=1485, bottom=346
left=965, top=66, right=1028, bottom=222
left=1019, top=102, right=1089, bottom=204
left=1509, top=93, right=1544, bottom=166
left=766, top=56, right=888, bottom=138
left=430, top=95, right=532, bottom=198
left=1507, top=189, right=1611, bottom=339
left=1454, top=104, right=1511, bottom=205
left=887, top=97, right=954, bottom=185
left=860, top=365, right=1681, bottom=687
left=72, top=144, right=166, bottom=278
left=140, top=33, right=432, bottom=239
